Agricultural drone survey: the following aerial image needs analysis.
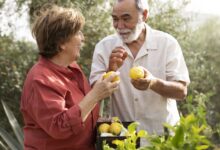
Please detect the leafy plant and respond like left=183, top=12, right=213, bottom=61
left=0, top=101, right=23, bottom=150
left=145, top=114, right=212, bottom=150
left=103, top=114, right=212, bottom=150
left=103, top=122, right=147, bottom=150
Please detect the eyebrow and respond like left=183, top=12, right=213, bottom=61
left=111, top=13, right=131, bottom=18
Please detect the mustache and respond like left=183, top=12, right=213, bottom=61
left=117, top=29, right=132, bottom=34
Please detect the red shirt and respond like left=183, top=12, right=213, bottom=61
left=20, top=57, right=99, bottom=150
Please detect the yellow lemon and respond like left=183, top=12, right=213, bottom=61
left=109, top=122, right=122, bottom=135
left=103, top=71, right=120, bottom=82
left=98, top=123, right=110, bottom=133
left=129, top=66, right=145, bottom=80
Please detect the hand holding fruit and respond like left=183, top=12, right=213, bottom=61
left=130, top=66, right=156, bottom=90
left=91, top=73, right=119, bottom=101
left=129, top=66, right=146, bottom=80
left=103, top=71, right=120, bottom=82
left=109, top=47, right=128, bottom=71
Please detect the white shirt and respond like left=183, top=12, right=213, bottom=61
left=90, top=24, right=190, bottom=135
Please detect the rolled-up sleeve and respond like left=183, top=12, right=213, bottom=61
left=166, top=39, right=190, bottom=84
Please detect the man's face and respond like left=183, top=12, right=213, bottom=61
left=111, top=0, right=145, bottom=43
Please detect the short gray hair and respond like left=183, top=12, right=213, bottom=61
left=114, top=0, right=149, bottom=12
left=135, top=0, right=149, bottom=12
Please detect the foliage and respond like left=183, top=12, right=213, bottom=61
left=103, top=114, right=212, bottom=150
left=0, top=0, right=220, bottom=148
left=0, top=35, right=37, bottom=133
left=0, top=0, right=5, bottom=8
left=113, top=122, right=147, bottom=150
left=180, top=18, right=220, bottom=144
left=148, top=0, right=191, bottom=38
left=144, top=114, right=212, bottom=150
left=0, top=101, right=23, bottom=150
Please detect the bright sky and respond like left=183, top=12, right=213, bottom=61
left=1, top=0, right=220, bottom=42
left=186, top=0, right=220, bottom=16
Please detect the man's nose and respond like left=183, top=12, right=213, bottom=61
left=116, top=20, right=125, bottom=29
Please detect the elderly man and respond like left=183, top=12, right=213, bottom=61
left=90, top=0, right=190, bottom=137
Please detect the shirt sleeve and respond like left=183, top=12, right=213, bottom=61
left=166, top=38, right=190, bottom=84
left=27, top=79, right=85, bottom=139
left=89, top=43, right=108, bottom=85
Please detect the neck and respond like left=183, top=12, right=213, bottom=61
left=49, top=54, right=71, bottom=68
left=125, top=26, right=147, bottom=58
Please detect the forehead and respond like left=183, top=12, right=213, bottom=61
left=112, top=0, right=138, bottom=17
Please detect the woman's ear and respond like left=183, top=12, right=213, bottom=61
left=58, top=42, right=66, bottom=52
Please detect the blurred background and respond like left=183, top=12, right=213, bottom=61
left=0, top=0, right=219, bottom=149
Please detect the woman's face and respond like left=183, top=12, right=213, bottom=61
left=61, top=31, right=84, bottom=62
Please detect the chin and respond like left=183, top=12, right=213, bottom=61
left=122, top=37, right=136, bottom=44
left=75, top=55, right=80, bottom=60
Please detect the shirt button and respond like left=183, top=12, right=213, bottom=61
left=70, top=77, right=75, bottom=80
left=134, top=98, right=138, bottom=102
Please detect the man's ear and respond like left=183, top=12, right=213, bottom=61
left=142, top=10, right=148, bottom=21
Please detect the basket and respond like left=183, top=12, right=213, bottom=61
left=95, top=121, right=140, bottom=150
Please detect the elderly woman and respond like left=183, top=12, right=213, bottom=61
left=20, top=5, right=119, bottom=150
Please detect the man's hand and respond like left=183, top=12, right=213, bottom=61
left=131, top=67, right=188, bottom=100
left=131, top=67, right=155, bottom=90
left=109, top=46, right=128, bottom=71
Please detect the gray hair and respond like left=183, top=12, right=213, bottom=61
left=135, top=0, right=149, bottom=12
left=114, top=0, right=149, bottom=12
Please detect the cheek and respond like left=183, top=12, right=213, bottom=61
left=113, top=21, right=118, bottom=29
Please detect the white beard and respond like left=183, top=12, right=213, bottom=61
left=117, top=19, right=145, bottom=44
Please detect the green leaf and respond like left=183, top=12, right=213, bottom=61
left=1, top=100, right=24, bottom=148
left=127, top=122, right=140, bottom=134
left=195, top=145, right=209, bottom=150
left=0, top=141, right=8, bottom=150
left=0, top=128, right=22, bottom=150
left=112, top=139, right=124, bottom=147
left=137, top=130, right=147, bottom=138
left=172, top=126, right=184, bottom=148
left=184, top=114, right=196, bottom=124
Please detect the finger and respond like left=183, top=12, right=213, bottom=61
left=110, top=80, right=120, bottom=88
left=103, top=72, right=120, bottom=82
left=114, top=46, right=126, bottom=51
left=139, top=67, right=151, bottom=78
left=101, top=72, right=107, bottom=80
left=109, top=85, right=119, bottom=93
left=122, top=51, right=128, bottom=60
left=109, top=58, right=123, bottom=67
left=112, top=86, right=119, bottom=92
left=110, top=52, right=124, bottom=58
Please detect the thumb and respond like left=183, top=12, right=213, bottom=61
left=122, top=51, right=128, bottom=60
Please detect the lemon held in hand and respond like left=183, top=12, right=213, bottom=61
left=98, top=123, right=110, bottom=134
left=129, top=66, right=145, bottom=80
left=109, top=122, right=122, bottom=135
left=103, top=71, right=120, bottom=82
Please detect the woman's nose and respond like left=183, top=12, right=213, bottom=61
left=79, top=31, right=85, bottom=41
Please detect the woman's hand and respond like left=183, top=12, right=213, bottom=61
left=91, top=72, right=120, bottom=101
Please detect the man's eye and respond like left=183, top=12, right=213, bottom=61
left=112, top=18, right=118, bottom=22
left=123, top=18, right=130, bottom=22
